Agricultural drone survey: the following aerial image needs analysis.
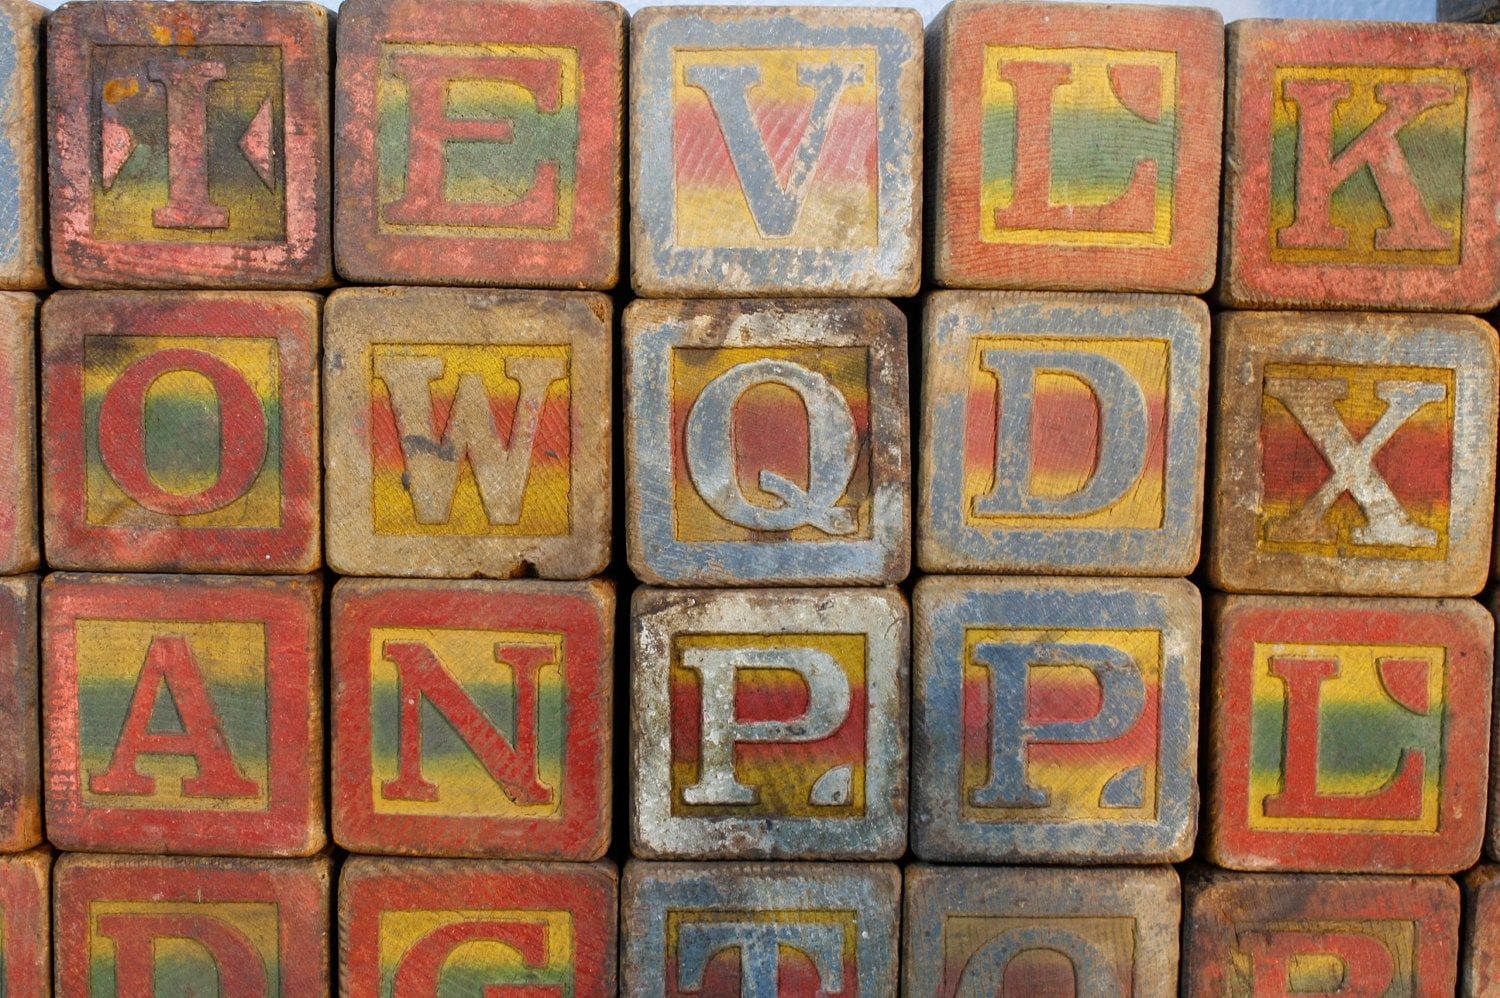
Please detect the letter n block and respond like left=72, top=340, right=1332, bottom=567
left=43, top=573, right=324, bottom=856
left=1221, top=21, right=1500, bottom=311
left=0, top=293, right=36, bottom=574
left=931, top=2, right=1223, bottom=293
left=332, top=578, right=613, bottom=860
left=0, top=577, right=38, bottom=852
left=920, top=291, right=1207, bottom=575
left=1210, top=595, right=1493, bottom=873
left=0, top=850, right=47, bottom=996
left=54, top=854, right=330, bottom=998
left=341, top=858, right=618, bottom=995
left=629, top=6, right=922, bottom=297
left=0, top=1, right=44, bottom=289
left=325, top=288, right=610, bottom=579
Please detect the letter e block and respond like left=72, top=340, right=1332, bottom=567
left=0, top=850, right=47, bottom=996
left=0, top=294, right=36, bottom=574
left=0, top=1, right=43, bottom=289
left=0, top=577, right=38, bottom=852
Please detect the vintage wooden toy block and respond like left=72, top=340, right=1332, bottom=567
left=334, top=0, right=625, bottom=289
left=919, top=291, right=1207, bottom=576
left=1210, top=594, right=1492, bottom=874
left=54, top=853, right=330, bottom=997
left=0, top=1, right=44, bottom=289
left=1465, top=866, right=1500, bottom=996
left=325, top=288, right=610, bottom=580
left=1184, top=871, right=1459, bottom=997
left=931, top=2, right=1223, bottom=293
left=621, top=861, right=900, bottom=996
left=47, top=1, right=332, bottom=289
left=0, top=577, right=38, bottom=853
left=341, top=858, right=618, bottom=996
left=41, top=291, right=321, bottom=574
left=1221, top=20, right=1500, bottom=311
left=629, top=6, right=923, bottom=297
left=1210, top=311, right=1498, bottom=597
left=43, top=573, right=324, bottom=857
left=0, top=850, right=47, bottom=997
left=912, top=576, right=1200, bottom=864
left=626, top=299, right=909, bottom=587
left=903, top=864, right=1180, bottom=996
left=631, top=586, right=908, bottom=860
left=0, top=293, right=37, bottom=574
left=332, top=578, right=612, bottom=860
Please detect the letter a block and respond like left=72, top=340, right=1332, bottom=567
left=55, top=853, right=330, bottom=998
left=0, top=1, right=44, bottom=289
left=0, top=850, right=47, bottom=996
left=626, top=299, right=910, bottom=587
left=341, top=858, right=618, bottom=996
left=335, top=0, right=625, bottom=289
left=630, top=6, right=923, bottom=297
left=0, top=577, right=38, bottom=853
left=43, top=573, right=324, bottom=857
left=1465, top=866, right=1500, bottom=996
left=1210, top=595, right=1493, bottom=874
left=47, top=2, right=332, bottom=289
left=332, top=578, right=613, bottom=860
left=325, top=288, right=610, bottom=580
left=931, top=2, right=1224, bottom=293
left=0, top=294, right=36, bottom=574
left=1221, top=21, right=1500, bottom=311
left=920, top=291, right=1208, bottom=576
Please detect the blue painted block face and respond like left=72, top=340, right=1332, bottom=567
left=0, top=0, right=43, bottom=289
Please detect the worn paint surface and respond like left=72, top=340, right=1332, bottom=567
left=0, top=293, right=37, bottom=573
left=0, top=850, right=48, bottom=998
left=0, top=577, right=38, bottom=853
left=0, top=1, right=44, bottom=289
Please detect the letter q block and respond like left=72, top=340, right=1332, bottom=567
left=0, top=1, right=44, bottom=289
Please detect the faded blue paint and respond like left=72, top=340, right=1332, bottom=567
left=0, top=9, right=20, bottom=272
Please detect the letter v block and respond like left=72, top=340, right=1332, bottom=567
left=1210, top=595, right=1493, bottom=874
left=325, top=288, right=610, bottom=580
left=0, top=1, right=44, bottom=289
left=332, top=578, right=613, bottom=859
left=0, top=850, right=48, bottom=996
left=43, top=573, right=324, bottom=856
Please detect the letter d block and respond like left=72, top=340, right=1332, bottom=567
left=0, top=850, right=47, bottom=996
left=43, top=573, right=324, bottom=856
left=1210, top=595, right=1493, bottom=874
left=0, top=1, right=44, bottom=289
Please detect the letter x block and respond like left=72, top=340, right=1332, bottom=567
left=341, top=858, right=618, bottom=995
left=55, top=853, right=330, bottom=998
left=1221, top=21, right=1500, bottom=311
left=41, top=291, right=321, bottom=574
left=0, top=850, right=47, bottom=996
left=931, top=2, right=1224, bottom=293
left=0, top=1, right=44, bottom=289
left=1466, top=866, right=1500, bottom=996
left=1210, top=595, right=1493, bottom=874
left=622, top=861, right=900, bottom=996
left=332, top=578, right=613, bottom=860
left=0, top=293, right=36, bottom=574
left=630, top=6, right=923, bottom=297
left=0, top=578, right=38, bottom=853
left=43, top=573, right=324, bottom=857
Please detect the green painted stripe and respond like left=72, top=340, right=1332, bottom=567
left=1250, top=701, right=1444, bottom=778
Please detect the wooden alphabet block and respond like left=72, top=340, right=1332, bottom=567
left=54, top=853, right=330, bottom=998
left=0, top=293, right=36, bottom=574
left=1210, top=311, right=1498, bottom=597
left=912, top=576, right=1199, bottom=864
left=631, top=587, right=908, bottom=860
left=1184, top=871, right=1459, bottom=997
left=325, top=288, right=609, bottom=580
left=1465, top=866, right=1500, bottom=996
left=340, top=858, right=618, bottom=996
left=0, top=577, right=38, bottom=853
left=41, top=291, right=321, bottom=574
left=931, top=1, right=1224, bottom=293
left=0, top=849, right=47, bottom=997
left=1210, top=594, right=1493, bottom=874
left=621, top=861, right=900, bottom=996
left=919, top=291, right=1207, bottom=575
left=0, top=1, right=44, bottom=289
left=625, top=298, right=909, bottom=586
left=629, top=6, right=923, bottom=297
left=332, top=578, right=613, bottom=860
left=334, top=0, right=625, bottom=289
left=903, top=864, right=1180, bottom=996
left=1221, top=20, right=1500, bottom=311
left=47, top=1, right=332, bottom=289
left=43, top=573, right=324, bottom=857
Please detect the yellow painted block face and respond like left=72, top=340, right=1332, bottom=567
left=944, top=915, right=1137, bottom=977
left=1226, top=919, right=1418, bottom=995
left=665, top=907, right=857, bottom=954
left=379, top=909, right=575, bottom=987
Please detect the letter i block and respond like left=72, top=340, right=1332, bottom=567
left=0, top=577, right=39, bottom=852
left=47, top=2, right=332, bottom=289
left=0, top=1, right=44, bottom=289
left=920, top=291, right=1207, bottom=575
left=0, top=850, right=48, bottom=996
left=931, top=2, right=1224, bottom=293
left=1210, top=595, right=1493, bottom=874
left=0, top=294, right=36, bottom=574
left=332, top=578, right=613, bottom=860
left=43, top=573, right=324, bottom=857
left=54, top=854, right=330, bottom=998
left=912, top=576, right=1200, bottom=864
left=325, top=288, right=610, bottom=580
left=621, top=861, right=900, bottom=996
left=335, top=0, right=625, bottom=289
left=341, top=858, right=618, bottom=996
left=1465, top=866, right=1500, bottom=996
left=41, top=291, right=321, bottom=574
left=625, top=299, right=910, bottom=587
left=1221, top=21, right=1500, bottom=311
left=630, top=6, right=923, bottom=297
left=1184, top=871, right=1459, bottom=997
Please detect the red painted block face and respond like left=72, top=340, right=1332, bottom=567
left=41, top=291, right=321, bottom=574
left=0, top=577, right=39, bottom=853
left=331, top=578, right=613, bottom=860
left=43, top=573, right=324, bottom=857
left=47, top=1, right=332, bottom=289
left=0, top=850, right=48, bottom=997
left=0, top=293, right=37, bottom=574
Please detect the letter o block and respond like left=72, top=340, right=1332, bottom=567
left=0, top=850, right=47, bottom=997
left=0, top=1, right=44, bottom=290
left=0, top=294, right=36, bottom=574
